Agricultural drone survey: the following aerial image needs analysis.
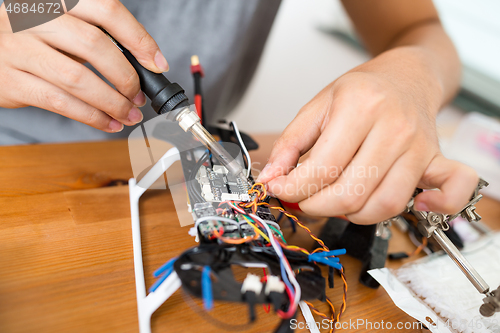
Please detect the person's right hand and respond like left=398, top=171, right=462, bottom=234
left=0, top=0, right=169, bottom=132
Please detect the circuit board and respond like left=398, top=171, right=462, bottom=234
left=196, top=165, right=251, bottom=202
left=191, top=162, right=279, bottom=242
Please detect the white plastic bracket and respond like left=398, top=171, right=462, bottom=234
left=129, top=147, right=182, bottom=333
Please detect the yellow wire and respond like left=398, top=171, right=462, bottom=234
left=283, top=245, right=310, bottom=255
left=246, top=183, right=349, bottom=326
left=241, top=215, right=270, bottom=243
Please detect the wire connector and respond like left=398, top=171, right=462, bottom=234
left=241, top=273, right=263, bottom=294
left=190, top=55, right=205, bottom=77
left=265, top=275, right=285, bottom=313
left=308, top=249, right=346, bottom=270
left=265, top=275, right=285, bottom=294
left=241, top=273, right=262, bottom=322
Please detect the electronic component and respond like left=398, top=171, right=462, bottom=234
left=192, top=202, right=217, bottom=219
left=196, top=165, right=250, bottom=203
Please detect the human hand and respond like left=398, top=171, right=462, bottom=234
left=257, top=48, right=478, bottom=224
left=0, top=0, right=169, bottom=132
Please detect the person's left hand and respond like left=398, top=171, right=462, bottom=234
left=256, top=48, right=478, bottom=224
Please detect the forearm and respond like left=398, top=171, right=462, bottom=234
left=391, top=21, right=460, bottom=106
left=341, top=0, right=461, bottom=112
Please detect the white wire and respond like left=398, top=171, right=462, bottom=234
left=238, top=219, right=281, bottom=231
left=261, top=219, right=281, bottom=230
left=195, top=216, right=240, bottom=230
left=230, top=121, right=251, bottom=178
left=250, top=213, right=301, bottom=312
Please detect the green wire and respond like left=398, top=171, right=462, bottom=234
left=242, top=214, right=287, bottom=244
left=268, top=225, right=287, bottom=244
left=232, top=203, right=287, bottom=243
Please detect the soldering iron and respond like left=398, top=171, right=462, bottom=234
left=102, top=29, right=251, bottom=186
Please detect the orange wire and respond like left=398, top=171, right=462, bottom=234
left=212, top=229, right=258, bottom=244
left=245, top=183, right=349, bottom=326
left=407, top=237, right=428, bottom=257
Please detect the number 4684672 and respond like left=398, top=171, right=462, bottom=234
left=5, top=2, right=62, bottom=14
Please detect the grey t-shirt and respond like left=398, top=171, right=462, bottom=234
left=0, top=0, right=281, bottom=145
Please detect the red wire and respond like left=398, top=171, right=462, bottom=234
left=262, top=268, right=270, bottom=313
left=194, top=94, right=202, bottom=123
left=277, top=283, right=295, bottom=319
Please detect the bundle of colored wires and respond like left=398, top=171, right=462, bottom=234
left=240, top=183, right=349, bottom=327
left=211, top=201, right=300, bottom=319
left=197, top=185, right=348, bottom=324
left=250, top=212, right=301, bottom=318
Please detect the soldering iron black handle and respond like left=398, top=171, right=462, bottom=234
left=101, top=28, right=189, bottom=114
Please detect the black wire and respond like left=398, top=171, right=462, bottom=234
left=187, top=151, right=210, bottom=203
left=193, top=72, right=206, bottom=126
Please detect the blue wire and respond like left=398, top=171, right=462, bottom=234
left=153, top=257, right=178, bottom=278
left=202, top=266, right=214, bottom=310
left=308, top=249, right=346, bottom=270
left=309, top=249, right=346, bottom=260
left=149, top=266, right=174, bottom=293
left=288, top=216, right=296, bottom=232
left=309, top=256, right=343, bottom=270
left=149, top=257, right=178, bottom=293
left=279, top=259, right=294, bottom=295
left=277, top=212, right=284, bottom=222
left=274, top=239, right=295, bottom=297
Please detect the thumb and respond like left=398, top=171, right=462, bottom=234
left=414, top=154, right=479, bottom=214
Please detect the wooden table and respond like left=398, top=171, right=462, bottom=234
left=1, top=134, right=499, bottom=333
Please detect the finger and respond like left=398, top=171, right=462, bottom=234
left=10, top=39, right=143, bottom=126
left=346, top=151, right=430, bottom=224
left=68, top=0, right=168, bottom=73
left=265, top=95, right=376, bottom=201
left=11, top=69, right=123, bottom=132
left=36, top=15, right=145, bottom=105
left=414, top=155, right=478, bottom=214
left=297, top=120, right=411, bottom=211
left=256, top=85, right=335, bottom=183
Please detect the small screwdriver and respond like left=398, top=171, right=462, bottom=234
left=101, top=29, right=251, bottom=186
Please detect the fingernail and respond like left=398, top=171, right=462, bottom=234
left=128, top=107, right=143, bottom=124
left=154, top=50, right=169, bottom=72
left=108, top=119, right=124, bottom=132
left=415, top=201, right=429, bottom=212
left=132, top=91, right=146, bottom=107
left=257, top=163, right=272, bottom=182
